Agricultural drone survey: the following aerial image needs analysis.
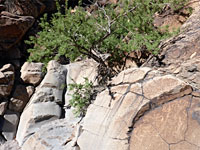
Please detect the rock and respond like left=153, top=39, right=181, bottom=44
left=16, top=102, right=61, bottom=146
left=0, top=11, right=34, bottom=50
left=0, top=4, right=5, bottom=12
left=0, top=140, right=21, bottom=150
left=0, top=64, right=15, bottom=98
left=22, top=119, right=74, bottom=150
left=9, top=85, right=32, bottom=112
left=0, top=101, right=7, bottom=115
left=20, top=62, right=44, bottom=86
left=4, top=0, right=45, bottom=18
left=77, top=68, right=192, bottom=150
left=130, top=95, right=200, bottom=150
left=16, top=61, right=67, bottom=146
left=146, top=2, right=200, bottom=89
left=0, top=135, right=6, bottom=145
left=1, top=110, right=19, bottom=141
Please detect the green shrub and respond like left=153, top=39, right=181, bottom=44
left=68, top=78, right=93, bottom=116
left=26, top=0, right=190, bottom=67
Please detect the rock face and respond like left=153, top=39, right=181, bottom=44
left=16, top=61, right=67, bottom=146
left=147, top=1, right=200, bottom=89
left=0, top=11, right=34, bottom=50
left=77, top=67, right=194, bottom=150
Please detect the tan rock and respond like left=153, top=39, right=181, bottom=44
left=21, top=62, right=44, bottom=86
left=185, top=97, right=200, bottom=147
left=143, top=75, right=188, bottom=100
left=130, top=122, right=169, bottom=150
left=0, top=64, right=15, bottom=98
left=111, top=67, right=151, bottom=85
left=170, top=141, right=198, bottom=150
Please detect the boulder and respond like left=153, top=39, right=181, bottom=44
left=16, top=61, right=67, bottom=146
left=1, top=110, right=19, bottom=141
left=20, top=62, right=44, bottom=86
left=9, top=85, right=33, bottom=112
left=0, top=11, right=34, bottom=50
left=77, top=67, right=193, bottom=150
left=0, top=64, right=14, bottom=98
left=22, top=119, right=74, bottom=150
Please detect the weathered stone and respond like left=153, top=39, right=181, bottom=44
left=185, top=97, right=200, bottom=147
left=4, top=0, right=45, bottom=18
left=170, top=141, right=198, bottom=150
left=26, top=86, right=35, bottom=98
left=0, top=140, right=21, bottom=150
left=21, top=62, right=44, bottom=86
left=22, top=119, right=74, bottom=150
left=0, top=11, right=35, bottom=49
left=0, top=101, right=7, bottom=115
left=143, top=75, right=191, bottom=100
left=0, top=64, right=14, bottom=72
left=111, top=67, right=151, bottom=85
left=16, top=102, right=61, bottom=146
left=0, top=64, right=15, bottom=98
left=78, top=68, right=191, bottom=150
left=16, top=61, right=67, bottom=146
left=2, top=110, right=19, bottom=141
left=9, top=85, right=31, bottom=112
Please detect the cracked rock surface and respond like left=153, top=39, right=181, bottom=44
left=77, top=67, right=195, bottom=150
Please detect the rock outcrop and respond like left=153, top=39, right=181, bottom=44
left=77, top=67, right=194, bottom=150
left=16, top=60, right=67, bottom=146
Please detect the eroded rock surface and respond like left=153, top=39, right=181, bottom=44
left=20, top=62, right=44, bottom=86
left=16, top=60, right=67, bottom=146
left=77, top=67, right=193, bottom=150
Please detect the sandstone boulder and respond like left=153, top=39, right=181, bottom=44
left=20, top=62, right=44, bottom=86
left=0, top=11, right=34, bottom=50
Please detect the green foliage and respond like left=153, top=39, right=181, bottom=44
left=26, top=0, right=190, bottom=66
left=68, top=78, right=93, bottom=117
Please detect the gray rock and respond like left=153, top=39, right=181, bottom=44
left=2, top=111, right=19, bottom=140
left=0, top=140, right=21, bottom=150
left=16, top=61, right=67, bottom=146
left=22, top=119, right=74, bottom=150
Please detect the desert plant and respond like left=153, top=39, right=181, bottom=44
left=68, top=78, right=93, bottom=116
left=26, top=0, right=190, bottom=69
